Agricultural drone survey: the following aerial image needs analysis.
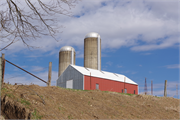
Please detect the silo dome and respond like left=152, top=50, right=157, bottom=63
left=84, top=32, right=101, bottom=70
left=85, top=32, right=100, bottom=39
left=59, top=46, right=75, bottom=52
left=58, top=46, right=76, bottom=77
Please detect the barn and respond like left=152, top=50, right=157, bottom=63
left=56, top=64, right=138, bottom=95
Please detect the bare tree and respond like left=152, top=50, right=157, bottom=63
left=0, top=0, right=79, bottom=51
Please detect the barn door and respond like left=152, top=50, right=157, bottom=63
left=96, top=83, right=99, bottom=89
left=66, top=80, right=73, bottom=89
left=125, top=88, right=127, bottom=93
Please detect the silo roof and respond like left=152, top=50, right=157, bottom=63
left=70, top=65, right=138, bottom=85
left=59, top=46, right=75, bottom=52
left=84, top=32, right=100, bottom=39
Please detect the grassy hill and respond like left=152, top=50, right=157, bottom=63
left=1, top=83, right=179, bottom=119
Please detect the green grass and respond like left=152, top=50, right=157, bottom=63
left=58, top=106, right=65, bottom=111
left=32, top=108, right=43, bottom=119
left=68, top=115, right=73, bottom=119
left=6, top=93, right=15, bottom=98
left=103, top=91, right=109, bottom=93
left=122, top=105, right=125, bottom=107
left=57, top=86, right=136, bottom=96
left=39, top=95, right=44, bottom=99
left=57, top=86, right=90, bottom=92
left=1, top=88, right=8, bottom=92
left=103, top=91, right=136, bottom=96
left=21, top=99, right=30, bottom=106
left=155, top=96, right=160, bottom=98
left=119, top=93, right=135, bottom=96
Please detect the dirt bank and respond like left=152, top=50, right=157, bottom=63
left=1, top=83, right=179, bottom=119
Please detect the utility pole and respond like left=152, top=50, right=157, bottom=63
left=151, top=80, right=153, bottom=95
left=144, top=78, right=147, bottom=95
left=48, top=62, right=52, bottom=86
left=164, top=80, right=167, bottom=97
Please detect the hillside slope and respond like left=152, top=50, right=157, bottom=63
left=1, top=83, right=179, bottom=119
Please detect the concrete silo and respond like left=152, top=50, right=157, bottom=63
left=84, top=32, right=101, bottom=70
left=58, top=46, right=76, bottom=77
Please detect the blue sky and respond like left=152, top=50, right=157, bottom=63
left=0, top=0, right=179, bottom=98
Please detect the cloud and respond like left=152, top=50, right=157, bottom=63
left=131, top=71, right=137, bottom=74
left=153, top=89, right=178, bottom=98
left=4, top=71, right=58, bottom=86
left=1, top=0, right=179, bottom=55
left=139, top=81, right=179, bottom=96
left=149, top=71, right=152, bottom=74
left=165, top=64, right=180, bottom=69
left=141, top=53, right=152, bottom=55
left=31, top=66, right=47, bottom=72
left=117, top=65, right=123, bottom=68
left=120, top=70, right=130, bottom=74
left=76, top=51, right=84, bottom=58
left=106, top=61, right=113, bottom=66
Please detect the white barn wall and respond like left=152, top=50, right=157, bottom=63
left=57, top=65, right=84, bottom=90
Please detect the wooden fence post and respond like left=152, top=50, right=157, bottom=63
left=2, top=53, right=5, bottom=83
left=48, top=62, right=52, bottom=86
left=151, top=80, right=153, bottom=95
left=0, top=57, right=2, bottom=89
left=164, top=80, right=167, bottom=97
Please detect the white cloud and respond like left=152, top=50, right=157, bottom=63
left=31, top=66, right=47, bottom=72
left=117, top=65, right=123, bottom=68
left=165, top=64, right=180, bottom=69
left=139, top=89, right=178, bottom=98
left=1, top=0, right=179, bottom=54
left=153, top=89, right=178, bottom=98
left=141, top=53, right=152, bottom=55
left=4, top=71, right=58, bottom=86
left=139, top=81, right=179, bottom=97
left=106, top=61, right=113, bottom=66
left=76, top=50, right=84, bottom=58
left=131, top=71, right=137, bottom=74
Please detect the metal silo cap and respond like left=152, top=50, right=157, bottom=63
left=84, top=32, right=100, bottom=39
left=59, top=46, right=75, bottom=52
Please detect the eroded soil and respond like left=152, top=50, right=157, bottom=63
left=1, top=83, right=180, bottom=119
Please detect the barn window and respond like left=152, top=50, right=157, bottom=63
left=122, top=89, right=123, bottom=93
left=96, top=84, right=99, bottom=89
left=134, top=90, right=136, bottom=94
left=124, top=89, right=127, bottom=93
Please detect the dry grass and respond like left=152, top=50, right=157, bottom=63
left=1, top=83, right=180, bottom=119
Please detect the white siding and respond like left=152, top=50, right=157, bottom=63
left=57, top=65, right=84, bottom=89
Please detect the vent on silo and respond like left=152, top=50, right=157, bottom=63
left=58, top=46, right=76, bottom=77
left=84, top=32, right=101, bottom=70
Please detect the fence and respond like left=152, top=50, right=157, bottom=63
left=0, top=53, right=52, bottom=87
